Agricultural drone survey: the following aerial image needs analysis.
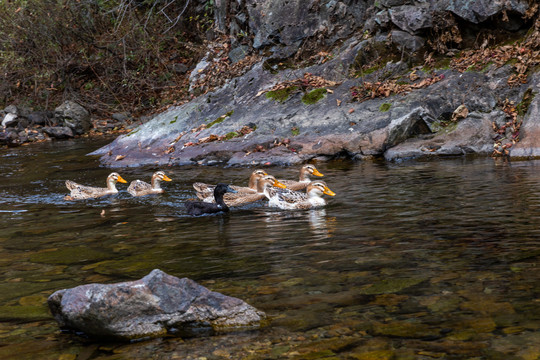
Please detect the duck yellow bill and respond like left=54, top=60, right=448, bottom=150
left=273, top=180, right=287, bottom=189
left=323, top=186, right=335, bottom=196
left=312, top=169, right=324, bottom=177
left=162, top=175, right=173, bottom=181
left=117, top=175, right=128, bottom=183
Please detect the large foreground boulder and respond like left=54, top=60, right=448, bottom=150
left=47, top=269, right=266, bottom=341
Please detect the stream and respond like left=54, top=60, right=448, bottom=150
left=0, top=138, right=539, bottom=359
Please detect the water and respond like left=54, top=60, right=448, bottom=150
left=0, top=138, right=539, bottom=359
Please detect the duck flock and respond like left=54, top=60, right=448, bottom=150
left=64, top=164, right=336, bottom=216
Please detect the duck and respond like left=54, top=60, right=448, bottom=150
left=200, top=175, right=287, bottom=207
left=279, top=164, right=324, bottom=191
left=185, top=183, right=238, bottom=216
left=194, top=169, right=268, bottom=200
left=267, top=180, right=336, bottom=210
left=65, top=172, right=127, bottom=200
left=127, top=171, right=172, bottom=197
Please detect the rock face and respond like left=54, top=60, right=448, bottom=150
left=91, top=0, right=539, bottom=166
left=54, top=100, right=91, bottom=135
left=47, top=269, right=266, bottom=341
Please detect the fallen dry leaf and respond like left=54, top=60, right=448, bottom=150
left=115, top=155, right=126, bottom=161
left=451, top=104, right=469, bottom=122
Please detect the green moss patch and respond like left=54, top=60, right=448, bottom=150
left=430, top=119, right=458, bottom=134
left=224, top=131, right=239, bottom=140
left=517, top=88, right=535, bottom=117
left=266, top=86, right=298, bottom=103
left=291, top=127, right=300, bottom=136
left=379, top=103, right=392, bottom=112
left=301, top=88, right=327, bottom=105
left=207, top=110, right=234, bottom=128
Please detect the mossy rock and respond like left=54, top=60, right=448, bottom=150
left=224, top=131, right=239, bottom=140
left=379, top=103, right=391, bottom=112
left=430, top=119, right=458, bottom=133
left=302, top=88, right=327, bottom=105
left=266, top=86, right=298, bottom=103
left=517, top=88, right=535, bottom=117
left=207, top=110, right=234, bottom=128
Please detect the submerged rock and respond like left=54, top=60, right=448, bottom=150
left=47, top=269, right=266, bottom=340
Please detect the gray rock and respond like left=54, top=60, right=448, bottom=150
left=379, top=0, right=413, bottom=6
left=508, top=75, right=540, bottom=158
left=391, top=30, right=426, bottom=53
left=172, top=63, right=189, bottom=74
left=247, top=0, right=368, bottom=57
left=374, top=10, right=391, bottom=27
left=389, top=4, right=432, bottom=35
left=189, top=54, right=211, bottom=91
left=229, top=45, right=250, bottom=63
left=3, top=105, right=19, bottom=115
left=1, top=113, right=18, bottom=127
left=111, top=112, right=131, bottom=123
left=48, top=269, right=266, bottom=341
left=442, top=0, right=529, bottom=24
left=54, top=101, right=91, bottom=135
left=42, top=126, right=74, bottom=139
left=0, top=129, right=19, bottom=145
left=384, top=112, right=495, bottom=161
left=27, top=111, right=53, bottom=126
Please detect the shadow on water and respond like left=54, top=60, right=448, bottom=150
left=0, top=139, right=539, bottom=359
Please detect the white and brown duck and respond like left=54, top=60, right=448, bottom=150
left=267, top=180, right=335, bottom=210
left=127, top=171, right=172, bottom=197
left=279, top=164, right=324, bottom=191
left=65, top=172, right=127, bottom=200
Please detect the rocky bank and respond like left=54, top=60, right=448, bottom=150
left=18, top=1, right=540, bottom=165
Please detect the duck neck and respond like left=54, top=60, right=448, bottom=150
left=256, top=180, right=269, bottom=193
left=263, top=183, right=274, bottom=198
left=151, top=177, right=162, bottom=190
left=298, top=168, right=310, bottom=182
left=248, top=174, right=258, bottom=189
left=214, top=191, right=230, bottom=211
left=107, top=179, right=118, bottom=193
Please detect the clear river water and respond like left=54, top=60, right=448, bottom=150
left=0, top=138, right=539, bottom=359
